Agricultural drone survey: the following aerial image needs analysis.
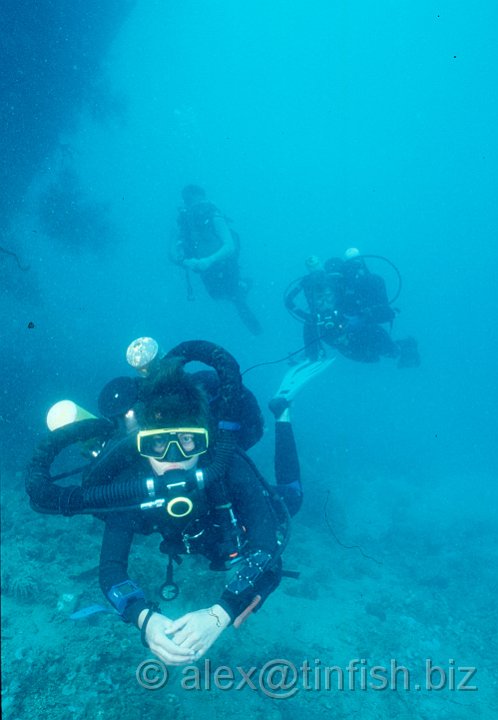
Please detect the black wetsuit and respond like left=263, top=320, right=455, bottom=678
left=99, top=449, right=284, bottom=624
left=274, top=421, right=302, bottom=517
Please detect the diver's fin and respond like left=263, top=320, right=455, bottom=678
left=70, top=604, right=117, bottom=620
left=273, top=357, right=335, bottom=403
left=233, top=298, right=263, bottom=335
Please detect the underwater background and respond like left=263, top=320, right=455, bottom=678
left=1, top=1, right=497, bottom=718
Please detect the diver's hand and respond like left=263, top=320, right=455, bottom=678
left=141, top=611, right=196, bottom=666
left=183, top=258, right=211, bottom=273
left=167, top=605, right=231, bottom=661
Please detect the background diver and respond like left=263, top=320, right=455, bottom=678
left=170, top=184, right=262, bottom=335
left=285, top=248, right=420, bottom=367
left=26, top=340, right=329, bottom=664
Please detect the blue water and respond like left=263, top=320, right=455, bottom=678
left=1, top=2, right=497, bottom=719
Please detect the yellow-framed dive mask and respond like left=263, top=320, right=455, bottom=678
left=137, top=427, right=209, bottom=461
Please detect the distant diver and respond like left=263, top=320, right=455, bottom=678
left=170, top=185, right=262, bottom=335
left=285, top=248, right=420, bottom=368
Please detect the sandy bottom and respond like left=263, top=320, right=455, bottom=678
left=2, top=458, right=497, bottom=720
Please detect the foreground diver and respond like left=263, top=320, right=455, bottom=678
left=170, top=184, right=262, bottom=335
left=285, top=249, right=420, bottom=367
left=26, top=341, right=317, bottom=664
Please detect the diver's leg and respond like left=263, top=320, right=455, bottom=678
left=204, top=261, right=263, bottom=335
left=374, top=326, right=399, bottom=359
left=232, top=296, right=263, bottom=335
left=371, top=326, right=421, bottom=367
left=268, top=357, right=334, bottom=515
left=275, top=420, right=302, bottom=516
left=269, top=402, right=302, bottom=516
left=231, top=262, right=262, bottom=335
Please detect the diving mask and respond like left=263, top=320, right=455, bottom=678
left=137, top=427, right=209, bottom=461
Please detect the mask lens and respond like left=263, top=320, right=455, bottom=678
left=177, top=431, right=207, bottom=456
left=138, top=429, right=208, bottom=460
left=139, top=433, right=170, bottom=459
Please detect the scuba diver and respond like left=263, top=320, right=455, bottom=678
left=285, top=248, right=420, bottom=368
left=25, top=340, right=327, bottom=665
left=170, top=184, right=262, bottom=336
